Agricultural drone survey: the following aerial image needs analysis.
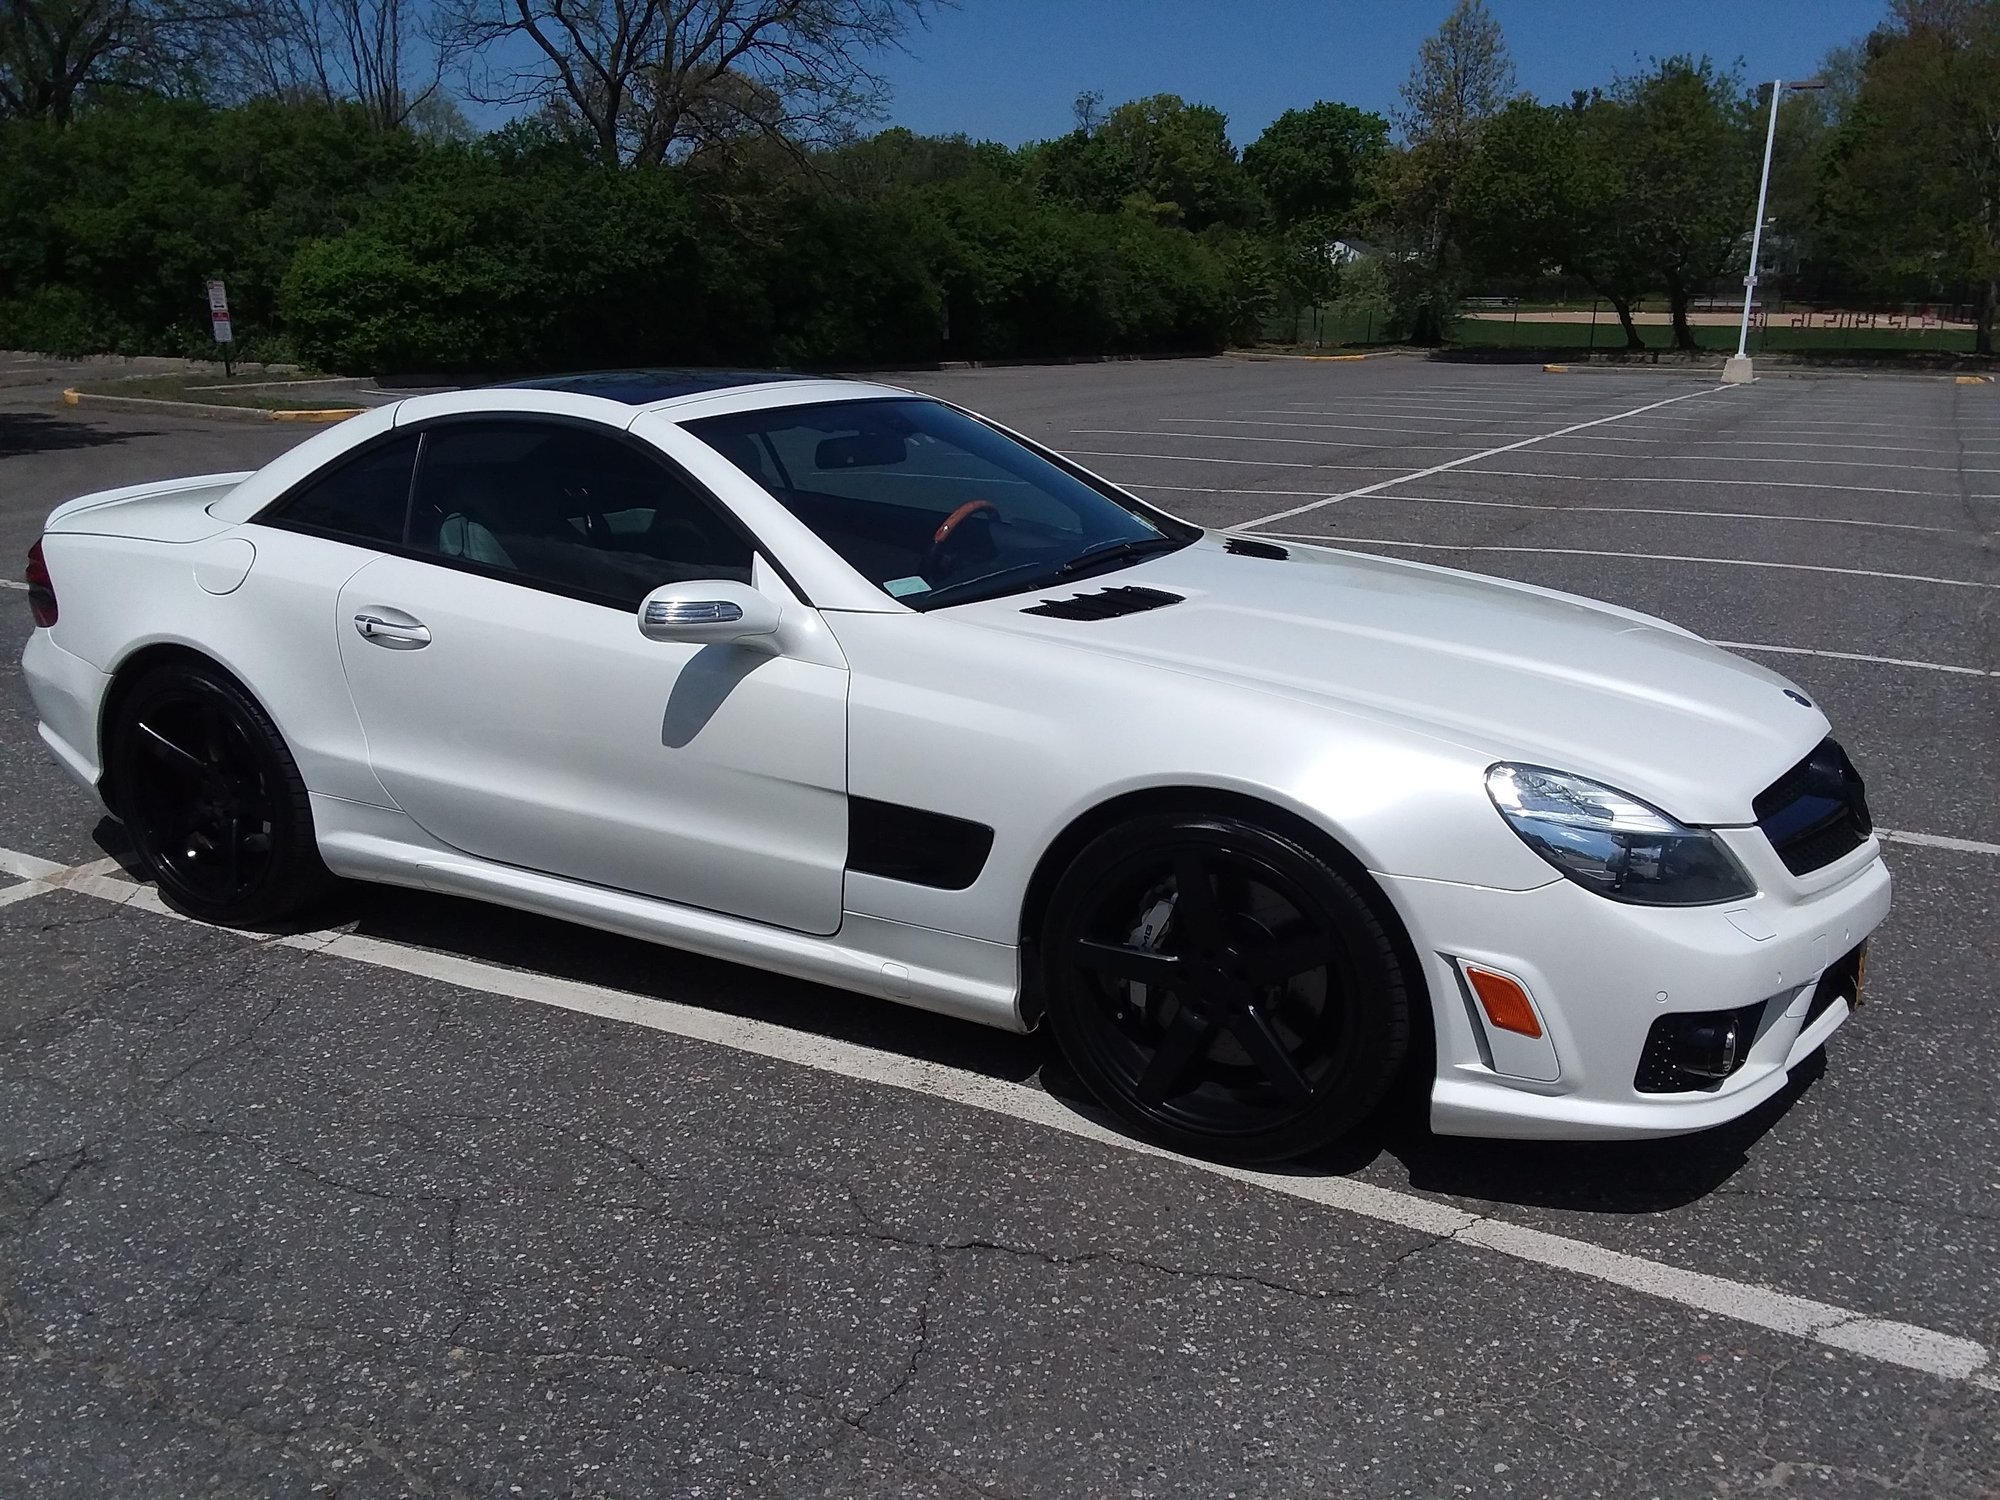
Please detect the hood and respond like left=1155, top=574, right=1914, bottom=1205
left=955, top=535, right=1825, bottom=825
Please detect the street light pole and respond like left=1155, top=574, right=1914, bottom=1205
left=1724, top=78, right=1823, bottom=385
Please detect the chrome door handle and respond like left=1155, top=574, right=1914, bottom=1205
left=353, top=611, right=431, bottom=649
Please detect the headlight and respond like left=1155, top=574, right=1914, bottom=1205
left=1485, top=764, right=1754, bottom=906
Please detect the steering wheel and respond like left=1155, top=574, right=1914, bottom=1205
left=922, top=499, right=1000, bottom=577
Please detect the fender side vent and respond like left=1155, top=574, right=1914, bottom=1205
left=1022, top=585, right=1185, bottom=621
left=1224, top=536, right=1289, bottom=560
left=849, top=797, right=994, bottom=890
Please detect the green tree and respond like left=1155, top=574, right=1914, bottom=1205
left=1822, top=0, right=2000, bottom=354
left=823, top=126, right=1019, bottom=199
left=1457, top=95, right=1650, bottom=349
left=1611, top=56, right=1755, bottom=351
left=1242, top=99, right=1387, bottom=233
left=1382, top=0, right=1517, bottom=342
left=1095, top=93, right=1256, bottom=231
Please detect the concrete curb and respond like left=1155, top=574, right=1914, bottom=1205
left=1229, top=348, right=1408, bottom=363
left=63, top=389, right=363, bottom=423
left=1505, top=361, right=1993, bottom=384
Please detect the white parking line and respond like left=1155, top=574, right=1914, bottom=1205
left=1180, top=417, right=1544, bottom=437
left=1079, top=429, right=1476, bottom=451
left=1120, top=483, right=1350, bottom=499
left=1, top=844, right=1992, bottom=1388
left=1545, top=434, right=1947, bottom=455
left=1236, top=384, right=1735, bottom=529
left=0, top=880, right=55, bottom=908
left=0, top=848, right=69, bottom=880
left=1069, top=450, right=1314, bottom=468
left=1, top=578, right=26, bottom=591
left=1878, top=830, right=2000, bottom=856
left=1276, top=395, right=1673, bottom=412
left=1258, top=533, right=1998, bottom=589
left=1446, top=470, right=1955, bottom=499
left=1229, top=411, right=1558, bottom=428
left=1295, top=493, right=1950, bottom=534
left=1201, top=418, right=1948, bottom=456
left=1500, top=450, right=1988, bottom=475
left=1123, top=484, right=1958, bottom=534
left=1717, top=641, right=1997, bottom=678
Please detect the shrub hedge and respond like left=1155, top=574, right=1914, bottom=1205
left=0, top=100, right=1254, bottom=374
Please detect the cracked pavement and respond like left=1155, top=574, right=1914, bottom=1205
left=3, top=367, right=1999, bottom=1495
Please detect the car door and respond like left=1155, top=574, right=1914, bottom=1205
left=334, top=417, right=849, bottom=936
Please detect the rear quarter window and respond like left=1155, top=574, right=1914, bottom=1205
left=264, top=435, right=420, bottom=545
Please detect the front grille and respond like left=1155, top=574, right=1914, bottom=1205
left=1634, top=1000, right=1768, bottom=1093
left=1753, top=737, right=1871, bottom=876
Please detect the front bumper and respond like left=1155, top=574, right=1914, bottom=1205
left=1382, top=834, right=1892, bottom=1140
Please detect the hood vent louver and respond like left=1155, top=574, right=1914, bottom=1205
left=1022, top=585, right=1185, bottom=621
left=1224, top=536, right=1289, bottom=560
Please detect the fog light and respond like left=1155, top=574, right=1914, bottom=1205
left=1634, top=1001, right=1768, bottom=1093
left=1674, top=1018, right=1740, bottom=1079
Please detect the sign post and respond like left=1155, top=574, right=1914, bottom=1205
left=206, top=279, right=234, bottom=376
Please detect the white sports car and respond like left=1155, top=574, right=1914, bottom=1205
left=21, top=371, right=1889, bottom=1161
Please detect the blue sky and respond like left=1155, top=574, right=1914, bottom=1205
left=870, top=0, right=1887, bottom=147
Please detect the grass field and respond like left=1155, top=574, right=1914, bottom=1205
left=1452, top=317, right=1979, bottom=353
left=1265, top=304, right=1982, bottom=355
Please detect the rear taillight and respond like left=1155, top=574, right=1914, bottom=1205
left=25, top=539, right=56, bottom=627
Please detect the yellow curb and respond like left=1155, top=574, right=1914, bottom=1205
left=60, top=388, right=362, bottom=422
left=1955, top=374, right=1993, bottom=385
left=1228, top=349, right=1402, bottom=362
left=1543, top=364, right=1569, bottom=373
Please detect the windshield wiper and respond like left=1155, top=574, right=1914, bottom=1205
left=1053, top=535, right=1183, bottom=577
left=915, top=534, right=1190, bottom=612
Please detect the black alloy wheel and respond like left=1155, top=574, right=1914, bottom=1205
left=108, top=661, right=332, bottom=926
left=1042, top=812, right=1410, bottom=1163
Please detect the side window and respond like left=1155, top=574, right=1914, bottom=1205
left=409, top=422, right=754, bottom=608
left=265, top=434, right=419, bottom=545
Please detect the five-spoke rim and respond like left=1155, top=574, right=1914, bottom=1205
left=125, top=685, right=276, bottom=903
left=1063, top=840, right=1356, bottom=1136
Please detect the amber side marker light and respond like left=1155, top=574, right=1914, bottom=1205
left=1464, top=965, right=1544, bottom=1039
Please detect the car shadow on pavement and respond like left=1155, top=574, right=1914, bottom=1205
left=0, top=410, right=159, bottom=459
left=335, top=881, right=1049, bottom=1085
left=89, top=816, right=1813, bottom=1207
left=1328, top=1057, right=1822, bottom=1215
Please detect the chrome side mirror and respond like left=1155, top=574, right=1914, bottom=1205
left=637, top=580, right=782, bottom=649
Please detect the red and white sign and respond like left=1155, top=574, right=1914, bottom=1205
left=206, top=279, right=233, bottom=344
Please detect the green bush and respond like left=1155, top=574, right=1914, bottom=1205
left=0, top=97, right=416, bottom=355
left=282, top=151, right=709, bottom=373
left=4, top=97, right=1243, bottom=373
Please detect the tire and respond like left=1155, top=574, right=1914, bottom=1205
left=107, top=659, right=333, bottom=926
left=1040, top=811, right=1410, bottom=1163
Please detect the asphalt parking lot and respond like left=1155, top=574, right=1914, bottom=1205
left=2, top=356, right=1997, bottom=1497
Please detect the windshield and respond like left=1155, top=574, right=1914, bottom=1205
left=682, top=398, right=1198, bottom=609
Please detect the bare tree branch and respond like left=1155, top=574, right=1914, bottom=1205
left=216, top=0, right=451, bottom=130
left=446, top=0, right=938, bottom=165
